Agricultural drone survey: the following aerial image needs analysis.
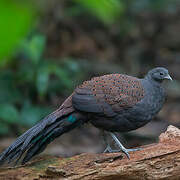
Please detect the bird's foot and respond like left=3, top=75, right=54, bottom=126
left=125, top=147, right=142, bottom=152
left=104, top=146, right=120, bottom=153
left=102, top=131, right=142, bottom=159
left=103, top=145, right=120, bottom=153
left=108, top=133, right=143, bottom=159
left=120, top=147, right=142, bottom=159
left=104, top=146, right=142, bottom=159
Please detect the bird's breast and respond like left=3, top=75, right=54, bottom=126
left=133, top=80, right=166, bottom=121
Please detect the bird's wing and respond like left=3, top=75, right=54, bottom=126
left=72, top=74, right=144, bottom=116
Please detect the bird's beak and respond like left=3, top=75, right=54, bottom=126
left=164, top=74, right=172, bottom=81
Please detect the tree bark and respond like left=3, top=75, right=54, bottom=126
left=0, top=125, right=179, bottom=180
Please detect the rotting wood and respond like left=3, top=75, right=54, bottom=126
left=0, top=125, right=179, bottom=180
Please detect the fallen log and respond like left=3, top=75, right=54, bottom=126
left=0, top=125, right=179, bottom=180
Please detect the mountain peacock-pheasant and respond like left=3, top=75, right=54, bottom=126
left=0, top=67, right=172, bottom=165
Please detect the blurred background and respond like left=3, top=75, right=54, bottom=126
left=0, top=0, right=180, bottom=158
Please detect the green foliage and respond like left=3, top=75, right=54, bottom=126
left=0, top=103, right=20, bottom=135
left=20, top=101, right=51, bottom=127
left=0, top=122, right=9, bottom=135
left=23, top=34, right=45, bottom=65
left=75, top=0, right=124, bottom=24
left=0, top=1, right=35, bottom=66
left=0, top=71, right=22, bottom=104
left=0, top=34, right=83, bottom=135
left=0, top=104, right=20, bottom=124
left=73, top=0, right=177, bottom=26
left=20, top=34, right=75, bottom=98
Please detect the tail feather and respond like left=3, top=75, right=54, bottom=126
left=0, top=113, right=57, bottom=163
left=22, top=116, right=83, bottom=165
left=22, top=128, right=62, bottom=164
left=0, top=109, right=84, bottom=166
left=0, top=115, right=58, bottom=165
left=6, top=119, right=63, bottom=165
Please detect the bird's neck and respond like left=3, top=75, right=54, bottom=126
left=144, top=75, right=162, bottom=87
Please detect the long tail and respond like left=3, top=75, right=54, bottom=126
left=0, top=97, right=85, bottom=165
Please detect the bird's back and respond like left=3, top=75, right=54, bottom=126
left=75, top=74, right=144, bottom=108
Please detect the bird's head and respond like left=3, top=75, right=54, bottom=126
left=146, top=67, right=172, bottom=83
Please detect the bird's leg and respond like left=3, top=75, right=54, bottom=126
left=110, top=132, right=142, bottom=159
left=101, top=131, right=142, bottom=157
left=101, top=131, right=122, bottom=153
left=101, top=131, right=117, bottom=153
left=101, top=131, right=111, bottom=153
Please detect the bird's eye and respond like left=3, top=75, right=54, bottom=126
left=160, top=72, right=164, bottom=76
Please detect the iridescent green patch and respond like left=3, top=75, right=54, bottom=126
left=67, top=115, right=76, bottom=123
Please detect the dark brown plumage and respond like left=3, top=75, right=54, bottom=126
left=0, top=67, right=172, bottom=165
left=78, top=74, right=144, bottom=107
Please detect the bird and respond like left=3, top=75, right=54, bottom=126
left=0, top=67, right=172, bottom=165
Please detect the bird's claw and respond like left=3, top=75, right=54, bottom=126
left=104, top=147, right=120, bottom=153
left=104, top=146, right=142, bottom=159
left=121, top=147, right=142, bottom=159
left=103, top=145, right=111, bottom=153
left=125, top=147, right=142, bottom=152
left=121, top=148, right=130, bottom=159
